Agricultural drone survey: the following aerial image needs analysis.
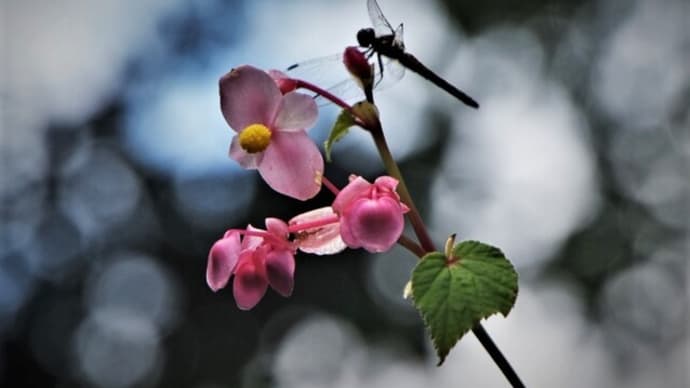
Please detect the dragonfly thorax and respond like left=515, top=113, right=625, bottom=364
left=357, top=28, right=377, bottom=48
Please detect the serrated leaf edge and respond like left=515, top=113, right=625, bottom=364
left=411, top=242, right=519, bottom=365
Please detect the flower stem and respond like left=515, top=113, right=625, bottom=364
left=295, top=80, right=354, bottom=112
left=368, top=123, right=435, bottom=254
left=287, top=214, right=340, bottom=234
left=368, top=115, right=526, bottom=388
left=398, top=234, right=425, bottom=258
left=295, top=79, right=349, bottom=110
left=294, top=79, right=370, bottom=129
left=321, top=175, right=340, bottom=196
left=232, top=228, right=293, bottom=251
left=472, top=324, right=525, bottom=388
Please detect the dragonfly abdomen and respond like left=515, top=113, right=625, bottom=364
left=398, top=53, right=479, bottom=109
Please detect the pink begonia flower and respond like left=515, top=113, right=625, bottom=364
left=332, top=175, right=410, bottom=253
left=206, top=218, right=296, bottom=310
left=220, top=65, right=323, bottom=200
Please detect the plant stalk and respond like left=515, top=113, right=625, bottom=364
left=368, top=117, right=526, bottom=388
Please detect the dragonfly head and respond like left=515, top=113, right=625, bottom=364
left=356, top=28, right=376, bottom=48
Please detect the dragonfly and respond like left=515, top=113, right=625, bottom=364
left=286, top=0, right=479, bottom=109
left=358, top=0, right=479, bottom=108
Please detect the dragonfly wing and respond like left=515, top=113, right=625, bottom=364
left=315, top=77, right=365, bottom=106
left=372, top=55, right=405, bottom=92
left=285, top=53, right=345, bottom=88
left=393, top=23, right=404, bottom=50
left=285, top=48, right=405, bottom=105
left=285, top=52, right=370, bottom=106
left=385, top=57, right=406, bottom=85
left=317, top=56, right=397, bottom=105
left=367, top=0, right=395, bottom=36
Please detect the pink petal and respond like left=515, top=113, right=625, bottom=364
left=258, top=130, right=323, bottom=201
left=289, top=207, right=347, bottom=255
left=220, top=65, right=282, bottom=131
left=229, top=135, right=262, bottom=169
left=264, top=249, right=295, bottom=297
left=233, top=251, right=268, bottom=310
left=338, top=213, right=359, bottom=249
left=332, top=176, right=371, bottom=213
left=268, top=69, right=288, bottom=79
left=206, top=231, right=242, bottom=292
left=242, top=224, right=265, bottom=250
left=265, top=217, right=289, bottom=238
left=342, top=197, right=405, bottom=253
left=272, top=92, right=318, bottom=132
left=373, top=176, right=399, bottom=192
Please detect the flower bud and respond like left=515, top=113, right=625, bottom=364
left=343, top=46, right=373, bottom=90
left=332, top=176, right=409, bottom=253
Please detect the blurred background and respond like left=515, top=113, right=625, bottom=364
left=1, top=0, right=688, bottom=387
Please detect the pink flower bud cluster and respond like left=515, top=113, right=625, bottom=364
left=206, top=176, right=409, bottom=310
left=210, top=55, right=415, bottom=310
left=206, top=219, right=296, bottom=310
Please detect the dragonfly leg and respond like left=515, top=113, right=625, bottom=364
left=374, top=53, right=385, bottom=88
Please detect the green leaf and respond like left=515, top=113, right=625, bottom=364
left=411, top=240, right=518, bottom=365
left=324, top=109, right=356, bottom=162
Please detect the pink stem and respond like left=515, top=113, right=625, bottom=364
left=293, top=79, right=367, bottom=128
left=322, top=175, right=340, bottom=196
left=294, top=79, right=352, bottom=111
left=229, top=228, right=293, bottom=251
left=288, top=214, right=340, bottom=234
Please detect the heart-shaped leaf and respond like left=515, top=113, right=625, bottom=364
left=411, top=240, right=518, bottom=365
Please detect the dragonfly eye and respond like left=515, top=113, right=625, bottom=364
left=356, top=28, right=376, bottom=47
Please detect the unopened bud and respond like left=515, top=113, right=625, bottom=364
left=343, top=46, right=373, bottom=89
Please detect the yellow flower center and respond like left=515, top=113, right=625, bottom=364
left=238, top=123, right=272, bottom=153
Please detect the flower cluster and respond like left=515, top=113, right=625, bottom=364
left=206, top=19, right=522, bottom=384
left=207, top=219, right=295, bottom=310
left=208, top=64, right=410, bottom=309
